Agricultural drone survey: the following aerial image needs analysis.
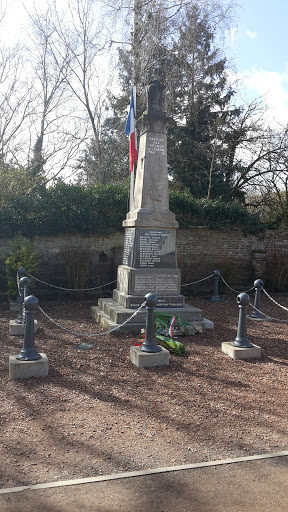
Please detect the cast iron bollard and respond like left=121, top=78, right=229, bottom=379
left=16, top=295, right=41, bottom=361
left=211, top=269, right=221, bottom=302
left=14, top=267, right=27, bottom=304
left=231, top=293, right=253, bottom=348
left=250, top=279, right=265, bottom=319
left=16, top=276, right=31, bottom=324
left=141, top=293, right=161, bottom=353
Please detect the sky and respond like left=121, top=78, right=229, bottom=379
left=2, top=0, right=288, bottom=127
left=227, top=0, right=288, bottom=125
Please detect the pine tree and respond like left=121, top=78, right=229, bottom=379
left=166, top=5, right=241, bottom=199
left=112, top=1, right=241, bottom=199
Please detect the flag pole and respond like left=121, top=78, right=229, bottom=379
left=130, top=86, right=137, bottom=211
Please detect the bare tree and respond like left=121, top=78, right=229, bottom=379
left=47, top=0, right=115, bottom=178
left=0, top=37, right=35, bottom=165
left=25, top=3, right=85, bottom=181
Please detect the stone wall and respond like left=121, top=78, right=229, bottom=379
left=1, top=228, right=287, bottom=297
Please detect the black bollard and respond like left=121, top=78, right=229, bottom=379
left=16, top=276, right=31, bottom=324
left=231, top=293, right=253, bottom=348
left=141, top=293, right=161, bottom=353
left=211, top=269, right=221, bottom=302
left=250, top=279, right=265, bottom=319
left=16, top=296, right=41, bottom=361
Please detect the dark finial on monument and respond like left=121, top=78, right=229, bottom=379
left=147, top=80, right=165, bottom=116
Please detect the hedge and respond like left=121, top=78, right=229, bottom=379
left=0, top=182, right=264, bottom=238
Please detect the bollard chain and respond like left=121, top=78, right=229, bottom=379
left=263, top=288, right=288, bottom=312
left=247, top=291, right=288, bottom=324
left=27, top=273, right=116, bottom=292
left=181, top=274, right=214, bottom=287
left=38, top=301, right=147, bottom=338
left=220, top=273, right=254, bottom=294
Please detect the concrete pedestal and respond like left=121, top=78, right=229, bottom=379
left=221, top=342, right=262, bottom=360
left=9, top=320, right=38, bottom=336
left=130, top=345, right=169, bottom=368
left=9, top=353, right=49, bottom=380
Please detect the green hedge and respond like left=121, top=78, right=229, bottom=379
left=0, top=182, right=264, bottom=238
left=169, top=190, right=264, bottom=234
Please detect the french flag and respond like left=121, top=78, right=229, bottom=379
left=125, top=88, right=138, bottom=172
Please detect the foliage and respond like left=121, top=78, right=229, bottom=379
left=165, top=6, right=242, bottom=200
left=77, top=116, right=129, bottom=186
left=154, top=334, right=186, bottom=356
left=0, top=164, right=41, bottom=204
left=113, top=2, right=244, bottom=200
left=5, top=234, right=40, bottom=299
left=0, top=181, right=129, bottom=238
left=247, top=183, right=288, bottom=230
left=0, top=181, right=265, bottom=238
left=169, top=189, right=264, bottom=234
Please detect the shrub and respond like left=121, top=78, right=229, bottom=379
left=5, top=235, right=40, bottom=299
left=0, top=181, right=264, bottom=238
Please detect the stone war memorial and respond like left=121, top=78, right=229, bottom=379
left=92, top=80, right=207, bottom=332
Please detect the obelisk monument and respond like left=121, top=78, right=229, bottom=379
left=92, top=80, right=205, bottom=332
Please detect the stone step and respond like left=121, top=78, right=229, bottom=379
left=91, top=300, right=208, bottom=334
left=97, top=298, right=146, bottom=324
left=91, top=306, right=145, bottom=333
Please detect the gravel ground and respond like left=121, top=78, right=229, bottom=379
left=0, top=293, right=288, bottom=489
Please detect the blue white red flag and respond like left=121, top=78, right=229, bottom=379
left=168, top=316, right=177, bottom=339
left=125, top=89, right=138, bottom=172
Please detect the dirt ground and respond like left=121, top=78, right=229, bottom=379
left=0, top=292, right=288, bottom=489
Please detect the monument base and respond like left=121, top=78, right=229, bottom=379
left=130, top=345, right=169, bottom=368
left=113, top=289, right=185, bottom=309
left=91, top=298, right=207, bottom=333
left=9, top=320, right=38, bottom=336
left=9, top=353, right=49, bottom=380
left=221, top=342, right=262, bottom=360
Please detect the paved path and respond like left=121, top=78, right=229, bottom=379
left=0, top=455, right=287, bottom=511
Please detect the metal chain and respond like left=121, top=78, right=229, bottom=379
left=248, top=301, right=272, bottom=321
left=38, top=301, right=146, bottom=337
left=220, top=274, right=254, bottom=294
left=22, top=283, right=28, bottom=325
left=263, top=288, right=288, bottom=312
left=27, top=273, right=116, bottom=292
left=248, top=293, right=288, bottom=324
left=181, top=274, right=214, bottom=287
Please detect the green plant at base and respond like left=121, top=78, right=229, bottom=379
left=154, top=333, right=186, bottom=355
left=5, top=235, right=40, bottom=299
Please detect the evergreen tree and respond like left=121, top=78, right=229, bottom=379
left=166, top=5, right=241, bottom=199
left=113, top=2, right=241, bottom=199
left=77, top=114, right=129, bottom=185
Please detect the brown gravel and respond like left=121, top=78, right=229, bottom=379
left=0, top=293, right=288, bottom=489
